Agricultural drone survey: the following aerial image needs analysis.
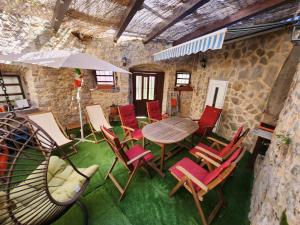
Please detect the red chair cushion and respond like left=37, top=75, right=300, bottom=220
left=202, top=148, right=241, bottom=185
left=218, top=126, right=243, bottom=157
left=131, top=129, right=143, bottom=140
left=147, top=101, right=162, bottom=121
left=197, top=105, right=222, bottom=136
left=0, top=146, right=9, bottom=176
left=169, top=148, right=242, bottom=191
left=190, top=126, right=243, bottom=159
left=169, top=157, right=208, bottom=191
left=119, top=104, right=139, bottom=130
left=125, top=145, right=154, bottom=167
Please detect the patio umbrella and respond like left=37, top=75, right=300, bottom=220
left=0, top=50, right=130, bottom=143
left=0, top=50, right=130, bottom=73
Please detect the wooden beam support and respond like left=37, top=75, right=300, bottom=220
left=143, top=0, right=210, bottom=44
left=51, top=0, right=73, bottom=32
left=114, top=0, right=144, bottom=42
left=174, top=0, right=287, bottom=45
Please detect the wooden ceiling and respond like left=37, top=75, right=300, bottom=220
left=2, top=0, right=299, bottom=44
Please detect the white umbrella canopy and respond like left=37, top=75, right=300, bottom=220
left=0, top=50, right=130, bottom=74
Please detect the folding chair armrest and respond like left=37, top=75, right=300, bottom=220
left=176, top=166, right=208, bottom=192
left=207, top=137, right=228, bottom=147
left=127, top=150, right=152, bottom=165
left=194, top=152, right=221, bottom=168
left=122, top=126, right=135, bottom=132
left=194, top=146, right=223, bottom=161
left=120, top=138, right=134, bottom=145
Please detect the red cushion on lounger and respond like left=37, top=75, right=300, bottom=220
left=202, top=148, right=242, bottom=185
left=125, top=145, right=154, bottom=167
left=119, top=104, right=139, bottom=130
left=169, top=157, right=208, bottom=191
left=147, top=101, right=162, bottom=121
left=131, top=129, right=143, bottom=140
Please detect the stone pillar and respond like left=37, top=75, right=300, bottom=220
left=249, top=57, right=300, bottom=225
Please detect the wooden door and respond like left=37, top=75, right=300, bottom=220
left=132, top=71, right=164, bottom=116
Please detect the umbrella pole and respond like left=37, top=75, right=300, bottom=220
left=78, top=88, right=84, bottom=140
left=74, top=79, right=94, bottom=146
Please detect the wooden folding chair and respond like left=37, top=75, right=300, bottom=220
left=146, top=100, right=168, bottom=123
left=193, top=105, right=222, bottom=140
left=190, top=126, right=249, bottom=168
left=101, top=126, right=159, bottom=201
left=169, top=147, right=245, bottom=225
left=28, top=112, right=77, bottom=156
left=85, top=104, right=112, bottom=143
left=118, top=104, right=147, bottom=146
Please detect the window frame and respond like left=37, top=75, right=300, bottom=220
left=175, top=71, right=191, bottom=87
left=94, top=70, right=116, bottom=89
left=0, top=73, right=26, bottom=103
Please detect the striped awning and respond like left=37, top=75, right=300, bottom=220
left=153, top=28, right=227, bottom=61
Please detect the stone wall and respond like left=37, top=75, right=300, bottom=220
left=163, top=30, right=293, bottom=148
left=249, top=52, right=300, bottom=225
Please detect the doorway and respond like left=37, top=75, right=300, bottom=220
left=205, top=79, right=228, bottom=130
left=131, top=71, right=164, bottom=116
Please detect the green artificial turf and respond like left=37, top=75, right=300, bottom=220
left=52, top=122, right=253, bottom=225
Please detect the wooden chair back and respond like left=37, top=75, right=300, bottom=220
left=100, top=126, right=132, bottom=170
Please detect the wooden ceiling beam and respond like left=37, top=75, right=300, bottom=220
left=51, top=0, right=73, bottom=32
left=174, top=0, right=287, bottom=45
left=143, top=0, right=210, bottom=44
left=114, top=0, right=144, bottom=42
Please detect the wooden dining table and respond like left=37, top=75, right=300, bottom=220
left=142, top=116, right=199, bottom=176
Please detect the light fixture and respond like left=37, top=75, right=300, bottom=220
left=292, top=21, right=300, bottom=44
left=200, top=56, right=207, bottom=68
left=122, top=56, right=130, bottom=66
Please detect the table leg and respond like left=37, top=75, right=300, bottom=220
left=160, top=144, right=165, bottom=175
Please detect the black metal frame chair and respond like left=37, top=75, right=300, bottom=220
left=0, top=113, right=93, bottom=225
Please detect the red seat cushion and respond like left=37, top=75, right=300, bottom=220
left=191, top=126, right=244, bottom=159
left=119, top=104, right=139, bottom=130
left=147, top=101, right=162, bottom=121
left=197, top=105, right=222, bottom=136
left=202, top=148, right=241, bottom=184
left=169, top=148, right=242, bottom=191
left=218, top=126, right=243, bottom=157
left=169, top=157, right=208, bottom=191
left=125, top=145, right=154, bottom=167
left=131, top=129, right=143, bottom=140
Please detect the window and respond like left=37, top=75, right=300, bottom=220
left=95, top=70, right=115, bottom=89
left=175, top=71, right=191, bottom=87
left=0, top=74, right=25, bottom=103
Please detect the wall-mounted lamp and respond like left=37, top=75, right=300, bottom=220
left=200, top=57, right=207, bottom=68
left=122, top=56, right=130, bottom=66
left=292, top=21, right=300, bottom=44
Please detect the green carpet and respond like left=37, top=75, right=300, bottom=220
left=52, top=123, right=253, bottom=225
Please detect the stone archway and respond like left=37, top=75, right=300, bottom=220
left=129, top=63, right=168, bottom=113
left=262, top=46, right=300, bottom=125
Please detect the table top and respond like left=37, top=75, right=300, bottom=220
left=142, top=116, right=199, bottom=144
